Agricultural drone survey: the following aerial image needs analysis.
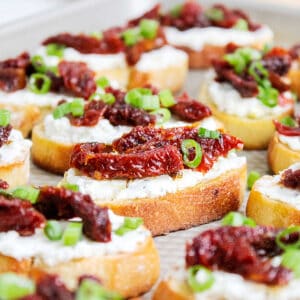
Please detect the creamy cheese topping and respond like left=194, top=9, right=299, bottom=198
left=165, top=25, right=273, bottom=51
left=278, top=134, right=300, bottom=151
left=207, top=81, right=292, bottom=118
left=0, top=89, right=73, bottom=108
left=134, top=45, right=188, bottom=71
left=63, top=152, right=246, bottom=202
left=0, top=129, right=31, bottom=166
left=35, top=46, right=127, bottom=71
left=0, top=211, right=149, bottom=267
left=255, top=163, right=300, bottom=209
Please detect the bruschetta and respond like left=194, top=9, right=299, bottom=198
left=247, top=162, right=300, bottom=227
left=129, top=2, right=273, bottom=68
left=31, top=85, right=222, bottom=174
left=153, top=213, right=300, bottom=300
left=199, top=45, right=295, bottom=149
left=0, top=185, right=159, bottom=298
left=60, top=125, right=247, bottom=235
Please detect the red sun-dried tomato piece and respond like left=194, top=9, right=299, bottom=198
left=274, top=120, right=300, bottom=136
left=0, top=125, right=12, bottom=148
left=280, top=168, right=300, bottom=190
left=0, top=179, right=9, bottom=190
left=0, top=68, right=27, bottom=92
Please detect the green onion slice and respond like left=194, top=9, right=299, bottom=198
left=187, top=265, right=215, bottom=293
left=96, top=76, right=110, bottom=89
left=248, top=61, right=269, bottom=83
left=139, top=19, right=159, bottom=39
left=11, top=186, right=40, bottom=204
left=233, top=19, right=249, bottom=31
left=198, top=127, right=220, bottom=139
left=0, top=110, right=11, bottom=127
left=90, top=31, right=103, bottom=39
left=258, top=84, right=279, bottom=108
left=125, top=88, right=159, bottom=110
left=281, top=249, right=300, bottom=278
left=125, top=88, right=152, bottom=106
left=280, top=116, right=296, bottom=127
left=181, top=139, right=202, bottom=169
left=31, top=55, right=47, bottom=73
left=53, top=102, right=70, bottom=119
left=62, top=182, right=79, bottom=192
left=44, top=220, right=63, bottom=241
left=247, top=171, right=261, bottom=190
left=76, top=278, right=123, bottom=300
left=151, top=108, right=171, bottom=125
left=276, top=226, right=300, bottom=251
left=158, top=89, right=176, bottom=107
left=221, top=212, right=256, bottom=227
left=122, top=28, right=140, bottom=46
left=205, top=8, right=224, bottom=21
left=46, top=43, right=65, bottom=58
left=114, top=217, right=143, bottom=236
left=0, top=273, right=35, bottom=299
left=53, top=99, right=85, bottom=119
left=63, top=222, right=83, bottom=246
left=29, top=73, right=51, bottom=94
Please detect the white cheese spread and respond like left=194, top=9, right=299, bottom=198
left=63, top=152, right=246, bottom=202
left=0, top=129, right=31, bottom=166
left=0, top=211, right=149, bottom=266
left=207, top=81, right=292, bottom=118
left=255, top=163, right=300, bottom=209
left=165, top=25, right=273, bottom=51
left=278, top=134, right=300, bottom=151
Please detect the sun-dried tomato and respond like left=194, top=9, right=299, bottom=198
left=0, top=125, right=12, bottom=148
left=186, top=226, right=292, bottom=285
left=36, top=186, right=111, bottom=242
left=0, top=179, right=9, bottom=190
left=0, top=52, right=30, bottom=69
left=0, top=196, right=45, bottom=236
left=280, top=169, right=300, bottom=190
left=274, top=120, right=300, bottom=136
left=70, top=142, right=183, bottom=179
left=171, top=93, right=211, bottom=122
left=58, top=61, right=96, bottom=99
left=268, top=71, right=290, bottom=92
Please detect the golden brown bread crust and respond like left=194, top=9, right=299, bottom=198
left=199, top=82, right=293, bottom=149
left=268, top=133, right=300, bottom=174
left=31, top=123, right=73, bottom=174
left=128, top=59, right=188, bottom=92
left=246, top=178, right=300, bottom=227
left=94, top=164, right=247, bottom=236
left=0, top=235, right=159, bottom=298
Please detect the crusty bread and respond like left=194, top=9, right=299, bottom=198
left=199, top=82, right=293, bottom=149
left=288, top=67, right=300, bottom=99
left=0, top=235, right=159, bottom=298
left=268, top=133, right=300, bottom=174
left=246, top=177, right=300, bottom=227
left=65, top=163, right=246, bottom=236
left=31, top=123, right=73, bottom=174
left=129, top=59, right=188, bottom=92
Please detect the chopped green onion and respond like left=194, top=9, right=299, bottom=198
left=170, top=4, right=182, bottom=17
left=222, top=212, right=256, bottom=227
left=69, top=98, right=85, bottom=117
left=114, top=217, right=143, bottom=236
left=151, top=108, right=171, bottom=125
left=100, top=93, right=116, bottom=105
left=258, top=83, right=279, bottom=108
left=125, top=88, right=152, bottom=107
left=76, top=278, right=123, bottom=300
left=247, top=171, right=261, bottom=189
left=158, top=89, right=176, bottom=107
left=29, top=73, right=51, bottom=94
left=11, top=186, right=40, bottom=204
left=248, top=61, right=269, bottom=83
left=0, top=273, right=35, bottom=299
left=205, top=8, right=224, bottom=21
left=181, top=139, right=202, bottom=169
left=276, top=226, right=300, bottom=251
left=31, top=55, right=47, bottom=73
left=53, top=102, right=70, bottom=119
left=96, top=76, right=110, bottom=89
left=281, top=249, right=300, bottom=278
left=90, top=31, right=103, bottom=39
left=44, top=220, right=63, bottom=241
left=139, top=19, right=159, bottom=39
left=0, top=110, right=11, bottom=127
left=280, top=116, right=296, bottom=127
left=233, top=19, right=249, bottom=31
left=137, top=95, right=160, bottom=110
left=62, top=182, right=79, bottom=192
left=46, top=43, right=65, bottom=58
left=63, top=222, right=83, bottom=246
left=122, top=28, right=140, bottom=46
left=187, top=265, right=215, bottom=293
left=198, top=127, right=220, bottom=139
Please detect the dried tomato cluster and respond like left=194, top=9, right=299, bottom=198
left=280, top=168, right=300, bottom=190
left=0, top=125, right=12, bottom=148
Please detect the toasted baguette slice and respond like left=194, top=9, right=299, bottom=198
left=246, top=172, right=300, bottom=227
left=62, top=160, right=247, bottom=236
left=268, top=133, right=300, bottom=174
left=0, top=234, right=159, bottom=298
left=199, top=83, right=293, bottom=149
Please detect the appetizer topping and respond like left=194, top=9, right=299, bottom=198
left=274, top=119, right=300, bottom=136
left=0, top=179, right=9, bottom=190
left=53, top=98, right=85, bottom=120
left=0, top=110, right=12, bottom=148
left=186, top=226, right=292, bottom=285
left=28, top=73, right=52, bottom=94
left=114, top=217, right=143, bottom=236
left=44, top=220, right=63, bottom=241
left=221, top=211, right=256, bottom=227
left=187, top=265, right=215, bottom=293
left=247, top=170, right=261, bottom=189
left=70, top=126, right=242, bottom=179
left=0, top=52, right=30, bottom=92
left=280, top=168, right=300, bottom=190
left=62, top=221, right=83, bottom=246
